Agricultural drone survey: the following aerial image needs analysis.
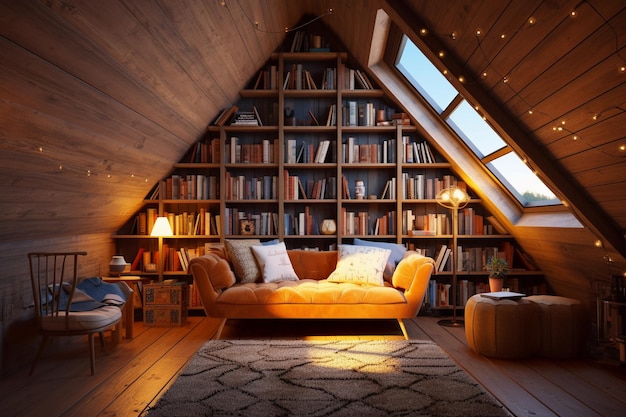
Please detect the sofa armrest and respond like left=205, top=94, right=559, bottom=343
left=189, top=254, right=236, bottom=314
left=392, top=253, right=435, bottom=307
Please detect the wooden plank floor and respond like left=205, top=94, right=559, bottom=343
left=1, top=315, right=625, bottom=416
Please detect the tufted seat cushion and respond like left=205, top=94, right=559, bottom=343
left=465, top=294, right=541, bottom=359
left=217, top=280, right=405, bottom=305
left=40, top=306, right=122, bottom=332
left=525, top=295, right=587, bottom=358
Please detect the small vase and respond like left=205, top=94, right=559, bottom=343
left=320, top=219, right=337, bottom=235
left=489, top=277, right=504, bottom=292
left=109, top=255, right=126, bottom=276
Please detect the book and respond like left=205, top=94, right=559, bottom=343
left=481, top=291, right=526, bottom=300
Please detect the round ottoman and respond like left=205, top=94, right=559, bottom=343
left=465, top=294, right=541, bottom=359
left=525, top=295, right=587, bottom=358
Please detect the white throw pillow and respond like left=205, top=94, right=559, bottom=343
left=251, top=242, right=299, bottom=282
left=327, top=244, right=391, bottom=286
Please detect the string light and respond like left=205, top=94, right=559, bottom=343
left=423, top=0, right=625, bottom=160
left=221, top=0, right=332, bottom=34
left=33, top=145, right=153, bottom=181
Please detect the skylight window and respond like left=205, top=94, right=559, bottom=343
left=447, top=100, right=506, bottom=158
left=396, top=38, right=457, bottom=113
left=394, top=34, right=560, bottom=208
left=487, top=152, right=557, bottom=205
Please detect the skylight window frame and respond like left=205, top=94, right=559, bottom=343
left=389, top=30, right=561, bottom=208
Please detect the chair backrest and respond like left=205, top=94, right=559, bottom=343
left=28, top=252, right=87, bottom=325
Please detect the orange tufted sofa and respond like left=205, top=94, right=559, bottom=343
left=189, top=249, right=435, bottom=339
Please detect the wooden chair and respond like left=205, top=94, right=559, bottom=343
left=28, top=252, right=122, bottom=375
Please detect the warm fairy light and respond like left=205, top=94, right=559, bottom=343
left=475, top=29, right=482, bottom=36
left=528, top=109, right=534, bottom=115
left=500, top=34, right=506, bottom=39
left=450, top=32, right=457, bottom=40
left=619, top=66, right=626, bottom=74
left=528, top=17, right=536, bottom=25
left=420, top=28, right=428, bottom=36
left=572, top=135, right=578, bottom=141
left=87, top=170, right=91, bottom=176
left=481, top=71, right=488, bottom=78
left=503, top=76, right=509, bottom=83
left=38, top=146, right=43, bottom=152
left=458, top=75, right=465, bottom=83
left=570, top=10, right=578, bottom=18
left=619, top=144, right=626, bottom=152
left=594, top=240, right=603, bottom=248
left=438, top=51, right=445, bottom=58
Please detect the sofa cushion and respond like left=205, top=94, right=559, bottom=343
left=252, top=242, right=299, bottom=283
left=287, top=250, right=337, bottom=280
left=217, top=280, right=406, bottom=305
left=327, top=244, right=391, bottom=286
left=225, top=239, right=262, bottom=283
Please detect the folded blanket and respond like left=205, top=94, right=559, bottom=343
left=58, top=277, right=127, bottom=312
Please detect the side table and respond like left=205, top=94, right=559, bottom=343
left=103, top=276, right=152, bottom=339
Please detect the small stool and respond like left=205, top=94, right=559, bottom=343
left=465, top=294, right=541, bottom=359
left=525, top=295, right=587, bottom=358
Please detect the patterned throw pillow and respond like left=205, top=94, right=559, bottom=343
left=251, top=242, right=299, bottom=282
left=224, top=239, right=262, bottom=283
left=327, top=244, right=391, bottom=286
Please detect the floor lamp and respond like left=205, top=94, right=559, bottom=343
left=436, top=186, right=470, bottom=328
left=151, top=216, right=173, bottom=282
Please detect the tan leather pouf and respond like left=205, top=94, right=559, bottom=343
left=525, top=295, right=587, bottom=358
left=465, top=294, right=541, bottom=359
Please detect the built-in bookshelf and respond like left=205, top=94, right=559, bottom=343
left=113, top=31, right=546, bottom=313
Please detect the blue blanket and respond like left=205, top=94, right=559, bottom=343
left=59, top=277, right=127, bottom=312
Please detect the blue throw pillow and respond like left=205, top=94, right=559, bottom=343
left=261, top=239, right=280, bottom=246
left=353, top=238, right=407, bottom=266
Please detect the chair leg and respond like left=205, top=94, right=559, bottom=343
left=89, top=333, right=96, bottom=375
left=99, top=331, right=105, bottom=348
left=29, top=335, right=50, bottom=376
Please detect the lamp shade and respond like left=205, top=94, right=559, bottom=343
left=436, top=186, right=470, bottom=210
left=151, top=216, right=173, bottom=236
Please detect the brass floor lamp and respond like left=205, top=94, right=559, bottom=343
left=436, top=186, right=470, bottom=327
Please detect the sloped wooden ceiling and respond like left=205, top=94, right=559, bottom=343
left=0, top=0, right=624, bottom=318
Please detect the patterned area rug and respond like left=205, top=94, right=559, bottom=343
left=144, top=339, right=511, bottom=416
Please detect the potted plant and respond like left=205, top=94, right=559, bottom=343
left=486, top=256, right=509, bottom=292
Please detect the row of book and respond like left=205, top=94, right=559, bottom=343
left=401, top=174, right=466, bottom=200
left=224, top=173, right=277, bottom=201
left=253, top=61, right=375, bottom=91
left=158, top=174, right=219, bottom=200
left=343, top=138, right=397, bottom=164
left=433, top=242, right=519, bottom=273
left=403, top=208, right=495, bottom=236
left=286, top=139, right=335, bottom=164
left=223, top=209, right=278, bottom=236
left=401, top=136, right=437, bottom=163
left=341, top=208, right=397, bottom=236
left=186, top=137, right=220, bottom=163
left=226, top=137, right=279, bottom=164
left=284, top=170, right=338, bottom=200
left=284, top=206, right=319, bottom=235
left=424, top=277, right=547, bottom=309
